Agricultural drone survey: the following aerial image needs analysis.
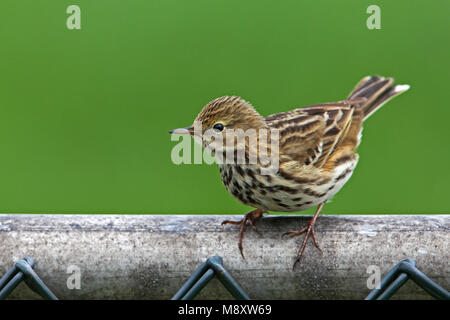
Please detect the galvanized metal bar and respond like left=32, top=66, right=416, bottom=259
left=0, top=214, right=448, bottom=299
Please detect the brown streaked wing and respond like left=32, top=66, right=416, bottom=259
left=310, top=105, right=354, bottom=168
left=265, top=101, right=359, bottom=167
left=265, top=109, right=324, bottom=165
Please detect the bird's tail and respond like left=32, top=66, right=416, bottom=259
left=348, top=76, right=410, bottom=121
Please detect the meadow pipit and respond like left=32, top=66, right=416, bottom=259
left=170, top=76, right=409, bottom=267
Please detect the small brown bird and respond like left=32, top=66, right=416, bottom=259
left=170, top=76, right=409, bottom=267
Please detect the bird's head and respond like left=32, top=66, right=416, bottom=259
left=169, top=96, right=267, bottom=150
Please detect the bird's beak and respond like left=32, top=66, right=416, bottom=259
left=168, top=126, right=194, bottom=135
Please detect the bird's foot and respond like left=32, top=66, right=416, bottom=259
left=282, top=222, right=322, bottom=268
left=282, top=202, right=325, bottom=269
left=221, top=208, right=264, bottom=259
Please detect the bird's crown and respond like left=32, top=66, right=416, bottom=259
left=194, top=96, right=267, bottom=131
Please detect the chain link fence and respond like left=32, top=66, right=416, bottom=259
left=1, top=255, right=448, bottom=300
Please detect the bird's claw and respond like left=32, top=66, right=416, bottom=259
left=221, top=208, right=264, bottom=259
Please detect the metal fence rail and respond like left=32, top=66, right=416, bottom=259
left=0, top=214, right=448, bottom=299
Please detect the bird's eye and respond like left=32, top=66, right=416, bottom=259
left=213, top=123, right=224, bottom=132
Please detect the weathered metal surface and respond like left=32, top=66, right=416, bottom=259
left=0, top=214, right=448, bottom=299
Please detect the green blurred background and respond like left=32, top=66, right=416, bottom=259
left=0, top=0, right=449, bottom=214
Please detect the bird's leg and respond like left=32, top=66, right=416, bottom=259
left=221, top=208, right=264, bottom=259
left=282, top=202, right=325, bottom=268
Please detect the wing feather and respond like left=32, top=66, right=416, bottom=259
left=265, top=100, right=361, bottom=167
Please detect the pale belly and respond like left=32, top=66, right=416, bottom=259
left=219, top=157, right=358, bottom=212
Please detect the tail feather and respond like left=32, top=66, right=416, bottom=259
left=348, top=76, right=409, bottom=120
left=351, top=75, right=383, bottom=94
